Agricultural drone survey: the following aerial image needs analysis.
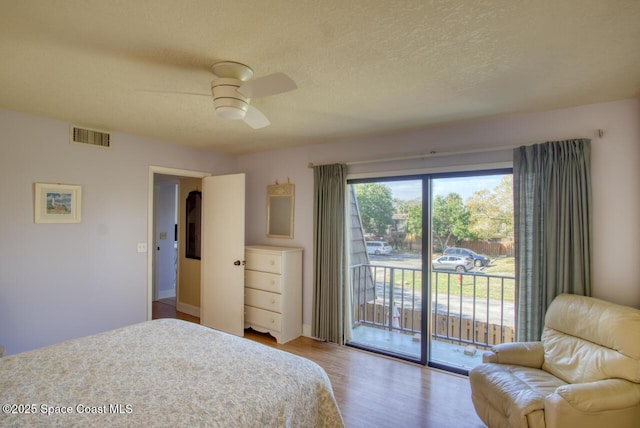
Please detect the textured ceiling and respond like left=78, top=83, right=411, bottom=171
left=0, top=1, right=638, bottom=155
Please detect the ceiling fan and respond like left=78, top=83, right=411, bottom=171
left=209, top=61, right=297, bottom=129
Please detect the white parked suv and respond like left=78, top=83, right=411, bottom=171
left=366, top=241, right=392, bottom=255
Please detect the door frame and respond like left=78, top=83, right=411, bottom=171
left=147, top=166, right=211, bottom=320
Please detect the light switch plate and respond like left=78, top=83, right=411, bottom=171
left=136, top=243, right=147, bottom=253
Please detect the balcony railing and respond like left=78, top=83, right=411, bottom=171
left=350, top=263, right=516, bottom=350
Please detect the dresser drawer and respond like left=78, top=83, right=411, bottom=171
left=245, top=270, right=282, bottom=293
left=245, top=288, right=281, bottom=313
left=245, top=251, right=282, bottom=274
left=245, top=306, right=282, bottom=332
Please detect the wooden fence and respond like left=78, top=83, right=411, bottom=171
left=456, top=241, right=514, bottom=257
left=359, top=302, right=514, bottom=349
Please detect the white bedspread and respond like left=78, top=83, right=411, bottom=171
left=0, top=319, right=344, bottom=427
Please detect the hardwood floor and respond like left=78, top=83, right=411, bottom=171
left=152, top=298, right=199, bottom=323
left=151, top=302, right=485, bottom=428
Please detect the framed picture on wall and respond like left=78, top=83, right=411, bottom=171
left=34, top=183, right=82, bottom=223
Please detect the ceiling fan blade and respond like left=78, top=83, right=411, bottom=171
left=237, top=72, right=297, bottom=98
left=243, top=105, right=270, bottom=129
left=136, top=89, right=210, bottom=97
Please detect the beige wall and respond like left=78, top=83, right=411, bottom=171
left=238, top=98, right=640, bottom=334
left=177, top=177, right=202, bottom=311
left=1, top=98, right=638, bottom=354
left=0, top=108, right=236, bottom=355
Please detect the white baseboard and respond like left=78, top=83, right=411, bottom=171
left=176, top=301, right=200, bottom=318
left=157, top=289, right=176, bottom=300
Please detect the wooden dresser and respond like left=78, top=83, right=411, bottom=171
left=244, top=245, right=303, bottom=344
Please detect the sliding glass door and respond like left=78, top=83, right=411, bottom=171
left=346, top=170, right=515, bottom=373
left=348, top=178, right=425, bottom=361
left=428, top=173, right=515, bottom=373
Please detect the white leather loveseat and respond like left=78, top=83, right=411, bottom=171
left=469, top=293, right=640, bottom=428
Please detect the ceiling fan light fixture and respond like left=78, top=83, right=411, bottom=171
left=211, top=77, right=249, bottom=120
left=211, top=61, right=254, bottom=82
left=215, top=104, right=247, bottom=120
left=207, top=61, right=297, bottom=128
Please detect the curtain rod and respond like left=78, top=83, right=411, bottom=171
left=306, top=130, right=603, bottom=168
left=306, top=144, right=517, bottom=168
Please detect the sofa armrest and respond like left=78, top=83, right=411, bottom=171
left=482, top=341, right=544, bottom=368
left=551, top=379, right=640, bottom=412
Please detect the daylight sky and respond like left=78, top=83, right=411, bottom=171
left=384, top=174, right=506, bottom=202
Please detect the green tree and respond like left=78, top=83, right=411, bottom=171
left=393, top=198, right=410, bottom=214
left=406, top=203, right=422, bottom=237
left=466, top=175, right=513, bottom=239
left=432, top=193, right=470, bottom=250
left=354, top=183, right=394, bottom=236
left=404, top=203, right=422, bottom=250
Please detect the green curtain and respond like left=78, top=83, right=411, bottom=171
left=312, top=164, right=347, bottom=344
left=513, top=139, right=592, bottom=341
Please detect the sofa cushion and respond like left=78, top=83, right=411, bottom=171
left=470, top=363, right=566, bottom=427
left=544, top=294, right=640, bottom=359
left=542, top=329, right=640, bottom=384
left=542, top=294, right=640, bottom=384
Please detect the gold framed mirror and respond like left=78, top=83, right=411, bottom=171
left=267, top=183, right=294, bottom=238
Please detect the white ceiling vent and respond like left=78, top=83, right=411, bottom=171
left=70, top=125, right=111, bottom=149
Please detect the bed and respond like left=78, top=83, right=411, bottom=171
left=0, top=319, right=344, bottom=427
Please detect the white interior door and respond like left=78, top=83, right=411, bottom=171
left=200, top=173, right=246, bottom=336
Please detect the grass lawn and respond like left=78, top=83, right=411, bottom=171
left=432, top=271, right=515, bottom=302
left=483, top=256, right=516, bottom=276
left=387, top=257, right=516, bottom=302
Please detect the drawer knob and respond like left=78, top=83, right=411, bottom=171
left=270, top=318, right=275, bottom=324
left=269, top=260, right=275, bottom=265
left=271, top=298, right=276, bottom=304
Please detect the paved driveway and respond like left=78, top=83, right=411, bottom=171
left=368, top=251, right=421, bottom=268
left=366, top=251, right=514, bottom=326
left=369, top=251, right=486, bottom=273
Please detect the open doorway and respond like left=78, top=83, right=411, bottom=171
left=153, top=175, right=178, bottom=308
left=147, top=166, right=210, bottom=322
